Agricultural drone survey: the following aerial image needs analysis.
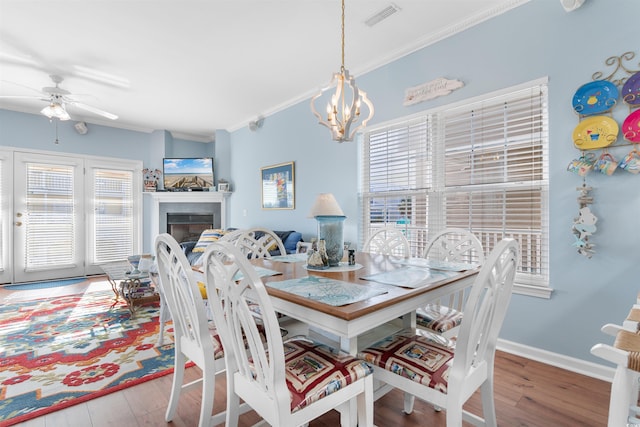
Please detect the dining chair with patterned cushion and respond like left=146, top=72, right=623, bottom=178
left=359, top=238, right=518, bottom=425
left=202, top=240, right=375, bottom=427
left=363, top=227, right=411, bottom=257
left=155, top=233, right=249, bottom=427
left=415, top=228, right=485, bottom=338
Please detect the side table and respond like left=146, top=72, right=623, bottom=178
left=100, top=260, right=160, bottom=317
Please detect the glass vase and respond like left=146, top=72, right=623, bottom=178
left=316, top=215, right=345, bottom=267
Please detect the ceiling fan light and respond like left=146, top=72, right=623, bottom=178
left=41, top=103, right=70, bottom=121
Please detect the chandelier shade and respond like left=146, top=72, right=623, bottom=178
left=310, top=0, right=374, bottom=142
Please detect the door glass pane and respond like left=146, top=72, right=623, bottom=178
left=25, top=163, right=75, bottom=269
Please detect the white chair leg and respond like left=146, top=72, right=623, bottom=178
left=480, top=378, right=497, bottom=426
left=199, top=366, right=215, bottom=427
left=225, top=378, right=241, bottom=427
left=403, top=392, right=415, bottom=414
left=156, top=299, right=169, bottom=346
left=608, top=365, right=635, bottom=427
left=338, top=398, right=357, bottom=427
left=165, top=351, right=186, bottom=422
left=357, top=376, right=375, bottom=427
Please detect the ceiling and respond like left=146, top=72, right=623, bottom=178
left=0, top=0, right=531, bottom=142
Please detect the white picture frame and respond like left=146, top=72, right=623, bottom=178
left=218, top=183, right=230, bottom=192
left=296, top=241, right=313, bottom=254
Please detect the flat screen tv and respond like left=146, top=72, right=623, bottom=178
left=163, top=157, right=214, bottom=190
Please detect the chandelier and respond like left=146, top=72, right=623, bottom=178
left=310, top=0, right=374, bottom=142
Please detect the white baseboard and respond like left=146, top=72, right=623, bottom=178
left=497, top=338, right=615, bottom=383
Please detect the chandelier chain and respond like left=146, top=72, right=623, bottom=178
left=341, top=0, right=345, bottom=72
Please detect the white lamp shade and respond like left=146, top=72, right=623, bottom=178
left=308, top=193, right=345, bottom=217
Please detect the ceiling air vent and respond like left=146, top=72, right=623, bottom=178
left=364, top=3, right=401, bottom=27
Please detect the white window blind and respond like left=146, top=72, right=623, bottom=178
left=93, top=168, right=134, bottom=263
left=0, top=155, right=4, bottom=272
left=362, top=118, right=433, bottom=256
left=25, top=163, right=76, bottom=269
left=361, top=81, right=549, bottom=296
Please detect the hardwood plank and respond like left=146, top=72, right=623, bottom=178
left=3, top=279, right=611, bottom=427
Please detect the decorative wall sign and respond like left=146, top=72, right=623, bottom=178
left=403, top=77, right=464, bottom=106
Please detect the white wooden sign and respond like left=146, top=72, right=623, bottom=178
left=403, top=77, right=464, bottom=106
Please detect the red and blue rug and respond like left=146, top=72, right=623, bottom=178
left=0, top=290, right=175, bottom=426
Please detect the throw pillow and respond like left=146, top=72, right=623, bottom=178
left=197, top=281, right=208, bottom=299
left=192, top=228, right=226, bottom=253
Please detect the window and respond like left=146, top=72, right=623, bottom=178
left=86, top=158, right=141, bottom=270
left=361, top=79, right=549, bottom=297
left=92, top=168, right=135, bottom=262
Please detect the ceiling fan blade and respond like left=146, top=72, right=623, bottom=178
left=0, top=95, right=47, bottom=100
left=1, top=79, right=46, bottom=96
left=72, top=102, right=118, bottom=120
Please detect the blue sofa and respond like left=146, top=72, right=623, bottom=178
left=180, top=229, right=303, bottom=265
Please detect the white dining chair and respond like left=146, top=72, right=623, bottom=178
left=591, top=323, right=640, bottom=426
left=154, top=233, right=249, bottom=427
left=202, top=240, right=375, bottom=427
left=222, top=227, right=287, bottom=258
left=363, top=227, right=411, bottom=257
left=415, top=228, right=485, bottom=338
left=359, top=238, right=518, bottom=425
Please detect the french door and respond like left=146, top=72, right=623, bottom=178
left=0, top=149, right=12, bottom=284
left=13, top=152, right=86, bottom=282
left=1, top=149, right=142, bottom=284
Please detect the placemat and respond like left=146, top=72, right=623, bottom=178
left=361, top=266, right=459, bottom=288
left=391, top=258, right=477, bottom=271
left=266, top=276, right=386, bottom=306
left=269, top=253, right=308, bottom=263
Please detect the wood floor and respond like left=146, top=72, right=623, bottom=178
left=2, top=278, right=612, bottom=427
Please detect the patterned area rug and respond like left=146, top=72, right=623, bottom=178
left=0, top=290, right=175, bottom=426
left=3, top=277, right=87, bottom=291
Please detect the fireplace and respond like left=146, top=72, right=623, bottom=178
left=167, top=213, right=214, bottom=243
left=144, top=191, right=229, bottom=253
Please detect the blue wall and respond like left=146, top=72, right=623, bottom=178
left=1, top=0, right=638, bottom=365
left=226, top=0, right=640, bottom=364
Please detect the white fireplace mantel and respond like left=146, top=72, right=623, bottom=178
left=144, top=191, right=231, bottom=249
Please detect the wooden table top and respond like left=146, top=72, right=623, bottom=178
left=254, top=252, right=479, bottom=322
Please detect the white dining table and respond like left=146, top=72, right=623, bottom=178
left=254, top=252, right=479, bottom=354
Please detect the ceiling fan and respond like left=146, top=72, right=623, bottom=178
left=0, top=74, right=118, bottom=121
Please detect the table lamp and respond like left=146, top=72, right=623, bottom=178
left=308, top=193, right=345, bottom=267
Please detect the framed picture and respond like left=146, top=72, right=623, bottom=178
left=261, top=161, right=295, bottom=210
left=296, top=241, right=313, bottom=254
left=218, top=182, right=230, bottom=192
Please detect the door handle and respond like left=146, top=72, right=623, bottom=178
left=15, top=221, right=22, bottom=226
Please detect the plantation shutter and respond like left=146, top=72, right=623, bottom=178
left=362, top=117, right=432, bottom=256
left=93, top=168, right=135, bottom=263
left=25, top=163, right=76, bottom=269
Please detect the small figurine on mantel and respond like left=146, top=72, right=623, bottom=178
left=142, top=168, right=162, bottom=192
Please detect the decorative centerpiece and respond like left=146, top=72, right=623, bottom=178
left=308, top=193, right=345, bottom=267
left=307, top=239, right=330, bottom=269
